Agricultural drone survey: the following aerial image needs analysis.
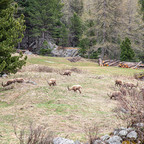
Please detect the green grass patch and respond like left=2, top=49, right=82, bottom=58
left=37, top=101, right=78, bottom=115
left=0, top=102, right=9, bottom=108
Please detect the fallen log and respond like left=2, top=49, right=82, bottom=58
left=132, top=61, right=142, bottom=69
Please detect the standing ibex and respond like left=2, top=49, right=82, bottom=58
left=123, top=82, right=138, bottom=89
left=62, top=70, right=72, bottom=76
left=2, top=78, right=24, bottom=87
left=2, top=79, right=16, bottom=87
left=108, top=91, right=122, bottom=100
left=15, top=78, right=24, bottom=83
left=115, top=80, right=123, bottom=87
left=67, top=85, right=82, bottom=93
left=47, top=78, right=56, bottom=86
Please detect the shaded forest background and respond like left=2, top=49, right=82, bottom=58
left=15, top=0, right=144, bottom=60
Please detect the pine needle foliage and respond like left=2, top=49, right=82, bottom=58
left=0, top=0, right=27, bottom=75
left=120, top=37, right=135, bottom=61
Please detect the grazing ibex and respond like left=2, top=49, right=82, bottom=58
left=62, top=70, right=72, bottom=76
left=123, top=82, right=138, bottom=89
left=67, top=85, right=82, bottom=93
left=108, top=91, right=122, bottom=100
left=2, top=79, right=16, bottom=87
left=115, top=80, right=122, bottom=87
left=15, top=78, right=24, bottom=83
left=47, top=78, right=56, bottom=86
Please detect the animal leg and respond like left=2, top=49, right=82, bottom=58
left=78, top=89, right=81, bottom=94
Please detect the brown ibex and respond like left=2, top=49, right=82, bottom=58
left=61, top=70, right=72, bottom=76
left=108, top=91, right=122, bottom=100
left=67, top=85, right=82, bottom=93
left=15, top=78, right=24, bottom=83
left=47, top=78, right=56, bottom=86
left=2, top=79, right=16, bottom=87
left=123, top=82, right=138, bottom=89
left=115, top=80, right=122, bottom=87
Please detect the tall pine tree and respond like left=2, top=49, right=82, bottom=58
left=69, top=0, right=84, bottom=47
left=120, top=37, right=135, bottom=61
left=0, top=0, right=27, bottom=74
left=70, top=12, right=83, bottom=47
left=23, top=0, right=68, bottom=47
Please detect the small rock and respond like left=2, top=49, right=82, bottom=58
left=24, top=50, right=33, bottom=55
left=126, top=128, right=134, bottom=132
left=74, top=140, right=81, bottom=144
left=118, top=130, right=128, bottom=137
left=100, top=135, right=110, bottom=141
left=2, top=74, right=8, bottom=78
left=94, top=140, right=105, bottom=144
left=127, top=131, right=137, bottom=140
left=26, top=80, right=37, bottom=85
left=53, top=137, right=75, bottom=144
left=134, top=123, right=144, bottom=128
left=106, top=136, right=122, bottom=144
left=113, top=129, right=120, bottom=135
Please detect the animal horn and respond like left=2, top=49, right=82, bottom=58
left=67, top=86, right=70, bottom=91
left=107, top=93, right=110, bottom=98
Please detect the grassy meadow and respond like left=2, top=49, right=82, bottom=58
left=0, top=55, right=143, bottom=143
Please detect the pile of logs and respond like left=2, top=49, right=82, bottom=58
left=119, top=61, right=142, bottom=69
left=103, top=60, right=120, bottom=67
left=102, top=60, right=144, bottom=69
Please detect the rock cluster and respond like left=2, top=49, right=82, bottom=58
left=95, top=127, right=138, bottom=144
left=53, top=127, right=138, bottom=144
left=51, top=47, right=79, bottom=57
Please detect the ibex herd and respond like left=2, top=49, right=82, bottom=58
left=115, top=80, right=138, bottom=89
left=2, top=70, right=142, bottom=96
left=108, top=79, right=140, bottom=100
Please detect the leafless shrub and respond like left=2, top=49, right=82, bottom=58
left=14, top=124, right=54, bottom=144
left=116, top=88, right=144, bottom=143
left=19, top=65, right=55, bottom=73
left=85, top=124, right=100, bottom=144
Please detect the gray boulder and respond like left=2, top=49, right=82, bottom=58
left=127, top=131, right=137, bottom=140
left=100, top=135, right=110, bottom=141
left=51, top=47, right=79, bottom=57
left=94, top=140, right=105, bottom=144
left=53, top=137, right=75, bottom=144
left=106, top=136, right=122, bottom=144
left=118, top=130, right=128, bottom=137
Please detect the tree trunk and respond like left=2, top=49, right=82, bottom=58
left=101, top=0, right=106, bottom=59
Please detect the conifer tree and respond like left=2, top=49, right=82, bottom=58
left=70, top=12, right=83, bottom=47
left=23, top=0, right=68, bottom=46
left=120, top=37, right=135, bottom=61
left=83, top=0, right=123, bottom=58
left=0, top=0, right=27, bottom=74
